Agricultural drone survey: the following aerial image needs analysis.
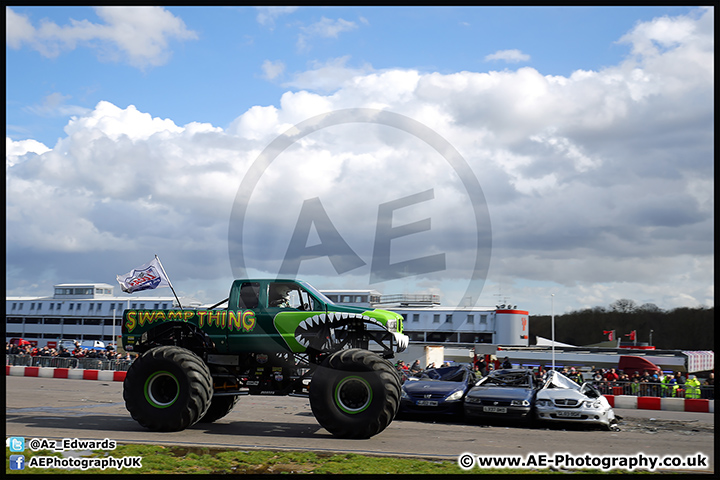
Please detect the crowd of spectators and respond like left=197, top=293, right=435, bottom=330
left=6, top=341, right=133, bottom=364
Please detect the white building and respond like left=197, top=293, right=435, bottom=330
left=6, top=284, right=530, bottom=348
left=5, top=283, right=181, bottom=346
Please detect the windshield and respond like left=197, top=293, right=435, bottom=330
left=480, top=372, right=532, bottom=387
left=297, top=280, right=334, bottom=305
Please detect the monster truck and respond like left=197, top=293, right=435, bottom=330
left=121, top=279, right=409, bottom=439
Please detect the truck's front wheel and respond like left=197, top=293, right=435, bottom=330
left=123, top=346, right=212, bottom=431
left=309, top=349, right=401, bottom=439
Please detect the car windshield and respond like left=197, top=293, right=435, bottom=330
left=297, top=280, right=334, bottom=305
left=481, top=372, right=531, bottom=387
left=420, top=367, right=467, bottom=382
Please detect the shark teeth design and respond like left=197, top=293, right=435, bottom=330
left=294, top=313, right=383, bottom=351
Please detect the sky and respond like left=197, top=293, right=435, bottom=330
left=6, top=6, right=714, bottom=316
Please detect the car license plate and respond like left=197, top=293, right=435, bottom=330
left=482, top=406, right=507, bottom=413
left=416, top=400, right=438, bottom=406
left=556, top=411, right=581, bottom=417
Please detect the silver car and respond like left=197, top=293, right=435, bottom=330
left=535, top=371, right=619, bottom=430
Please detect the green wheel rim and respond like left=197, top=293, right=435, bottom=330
left=144, top=370, right=180, bottom=408
left=334, top=375, right=372, bottom=414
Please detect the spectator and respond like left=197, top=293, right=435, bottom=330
left=604, top=368, right=619, bottom=382
left=501, top=357, right=512, bottom=369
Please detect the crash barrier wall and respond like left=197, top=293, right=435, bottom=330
left=603, top=394, right=714, bottom=413
left=6, top=365, right=126, bottom=382
left=5, top=354, right=133, bottom=371
left=589, top=380, right=713, bottom=400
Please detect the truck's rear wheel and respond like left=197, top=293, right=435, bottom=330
left=198, top=396, right=239, bottom=423
left=309, top=348, right=400, bottom=439
left=123, top=346, right=212, bottom=431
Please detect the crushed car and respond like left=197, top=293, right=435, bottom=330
left=400, top=364, right=476, bottom=416
left=535, top=370, right=619, bottom=430
left=464, top=368, right=537, bottom=421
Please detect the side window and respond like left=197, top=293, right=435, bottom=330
left=238, top=282, right=260, bottom=309
left=268, top=282, right=316, bottom=310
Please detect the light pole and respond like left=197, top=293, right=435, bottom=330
left=551, top=293, right=555, bottom=371
left=649, top=329, right=653, bottom=347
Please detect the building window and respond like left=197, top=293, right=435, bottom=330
left=131, top=303, right=137, bottom=309
left=49, top=303, right=54, bottom=311
left=76, top=303, right=82, bottom=311
left=162, top=303, right=168, bottom=309
left=30, top=303, right=35, bottom=310
left=69, top=304, right=73, bottom=311
left=83, top=319, right=102, bottom=326
left=412, top=314, right=420, bottom=323
left=480, top=315, right=487, bottom=324
left=433, top=314, right=440, bottom=323
left=7, top=317, right=23, bottom=323
left=154, top=303, right=160, bottom=309
left=89, top=303, right=94, bottom=311
left=37, top=303, right=42, bottom=311
left=25, top=318, right=40, bottom=324
left=12, top=303, right=17, bottom=310
left=96, top=303, right=102, bottom=312
left=466, top=314, right=474, bottom=324
left=44, top=318, right=61, bottom=324
left=445, top=314, right=453, bottom=323
left=63, top=319, right=79, bottom=325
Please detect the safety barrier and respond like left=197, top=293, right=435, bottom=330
left=590, top=380, right=713, bottom=400
left=5, top=354, right=133, bottom=371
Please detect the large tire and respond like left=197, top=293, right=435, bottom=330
left=198, top=395, right=239, bottom=423
left=309, top=348, right=401, bottom=439
left=123, top=346, right=212, bottom=432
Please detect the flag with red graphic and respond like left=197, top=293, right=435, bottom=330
left=603, top=330, right=615, bottom=341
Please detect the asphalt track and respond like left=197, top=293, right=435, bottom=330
left=5, top=376, right=714, bottom=472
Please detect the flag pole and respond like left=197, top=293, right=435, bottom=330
left=155, top=255, right=183, bottom=310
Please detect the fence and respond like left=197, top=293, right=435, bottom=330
left=6, top=354, right=133, bottom=372
left=589, top=380, right=713, bottom=400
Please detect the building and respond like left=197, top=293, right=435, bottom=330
left=5, top=283, right=182, bottom=346
left=323, top=289, right=529, bottom=346
left=6, top=284, right=530, bottom=348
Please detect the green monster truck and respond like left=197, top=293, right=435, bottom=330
left=121, top=279, right=409, bottom=439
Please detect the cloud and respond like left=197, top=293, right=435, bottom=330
left=255, top=6, right=298, bottom=27
left=5, top=6, right=198, bottom=68
left=6, top=8, right=713, bottom=313
left=283, top=56, right=375, bottom=93
left=25, top=92, right=91, bottom=118
left=297, top=17, right=359, bottom=51
left=261, top=59, right=286, bottom=80
left=484, top=49, right=531, bottom=63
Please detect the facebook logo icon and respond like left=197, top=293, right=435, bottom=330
left=10, top=455, right=25, bottom=470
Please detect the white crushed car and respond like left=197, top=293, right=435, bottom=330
left=535, top=370, right=619, bottom=430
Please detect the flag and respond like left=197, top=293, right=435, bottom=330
left=116, top=257, right=171, bottom=294
left=603, top=330, right=614, bottom=341
left=624, top=330, right=637, bottom=342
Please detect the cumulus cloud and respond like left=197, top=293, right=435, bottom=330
left=5, top=6, right=197, bottom=68
left=484, top=49, right=531, bottom=63
left=6, top=8, right=713, bottom=312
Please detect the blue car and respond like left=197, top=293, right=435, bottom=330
left=400, top=365, right=476, bottom=416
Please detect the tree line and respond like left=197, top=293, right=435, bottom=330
left=529, top=299, right=714, bottom=351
